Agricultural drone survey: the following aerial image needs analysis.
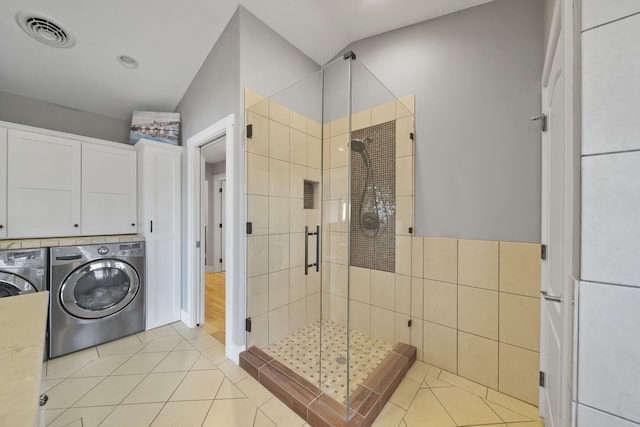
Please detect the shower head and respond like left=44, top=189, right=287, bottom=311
left=350, top=138, right=371, bottom=153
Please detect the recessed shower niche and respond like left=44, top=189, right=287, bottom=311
left=241, top=54, right=416, bottom=426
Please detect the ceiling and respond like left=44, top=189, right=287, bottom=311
left=0, top=0, right=492, bottom=122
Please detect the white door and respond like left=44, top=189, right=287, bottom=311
left=7, top=130, right=81, bottom=238
left=219, top=179, right=226, bottom=272
left=539, top=2, right=575, bottom=426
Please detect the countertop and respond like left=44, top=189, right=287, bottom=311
left=0, top=234, right=145, bottom=250
left=0, top=292, right=49, bottom=427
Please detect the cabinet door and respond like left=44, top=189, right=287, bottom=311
left=7, top=130, right=81, bottom=238
left=82, top=144, right=137, bottom=235
left=0, top=128, right=6, bottom=239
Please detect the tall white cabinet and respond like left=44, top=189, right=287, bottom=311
left=7, top=130, right=81, bottom=238
left=0, top=128, right=6, bottom=239
left=82, top=143, right=137, bottom=236
left=136, top=139, right=182, bottom=330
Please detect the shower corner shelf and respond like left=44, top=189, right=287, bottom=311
left=239, top=343, right=416, bottom=427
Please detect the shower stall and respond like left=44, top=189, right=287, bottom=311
left=241, top=52, right=417, bottom=425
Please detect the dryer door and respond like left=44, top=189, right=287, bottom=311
left=0, top=272, right=36, bottom=298
left=60, top=260, right=140, bottom=319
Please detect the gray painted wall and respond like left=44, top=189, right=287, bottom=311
left=343, top=0, right=544, bottom=243
left=0, top=90, right=130, bottom=143
left=544, top=0, right=557, bottom=50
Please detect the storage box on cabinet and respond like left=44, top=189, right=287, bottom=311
left=135, top=139, right=182, bottom=329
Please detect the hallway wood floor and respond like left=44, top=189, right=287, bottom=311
left=203, top=272, right=225, bottom=344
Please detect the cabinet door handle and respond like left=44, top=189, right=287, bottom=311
left=0, top=225, right=3, bottom=229
left=131, top=223, right=136, bottom=227
left=74, top=224, right=79, bottom=228
left=150, top=220, right=153, bottom=233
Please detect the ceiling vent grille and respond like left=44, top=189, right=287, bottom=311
left=16, top=11, right=76, bottom=48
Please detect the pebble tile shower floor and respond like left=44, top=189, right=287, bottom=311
left=263, top=320, right=393, bottom=404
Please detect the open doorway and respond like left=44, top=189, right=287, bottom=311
left=201, top=141, right=226, bottom=344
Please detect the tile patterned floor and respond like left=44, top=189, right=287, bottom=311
left=262, top=320, right=393, bottom=404
left=41, top=322, right=545, bottom=427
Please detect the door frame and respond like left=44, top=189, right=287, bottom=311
left=184, top=114, right=245, bottom=363
left=211, top=174, right=226, bottom=273
left=539, top=0, right=580, bottom=424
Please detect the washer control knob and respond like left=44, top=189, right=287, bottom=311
left=97, top=246, right=109, bottom=255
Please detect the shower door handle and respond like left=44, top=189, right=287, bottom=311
left=305, top=225, right=320, bottom=275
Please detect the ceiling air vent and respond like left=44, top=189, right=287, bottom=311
left=16, top=11, right=76, bottom=48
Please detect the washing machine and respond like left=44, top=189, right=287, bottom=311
left=0, top=248, right=47, bottom=298
left=49, top=242, right=145, bottom=358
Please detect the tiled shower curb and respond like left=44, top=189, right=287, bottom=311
left=239, top=342, right=416, bottom=427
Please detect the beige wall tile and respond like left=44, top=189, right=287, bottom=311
left=268, top=305, right=289, bottom=344
left=307, top=293, right=321, bottom=323
left=307, top=136, right=321, bottom=169
left=268, top=270, right=289, bottom=309
left=351, top=266, right=370, bottom=303
left=329, top=263, right=348, bottom=298
left=371, top=306, right=395, bottom=343
left=268, top=197, right=289, bottom=235
left=424, top=237, right=458, bottom=283
left=268, top=158, right=289, bottom=198
left=330, top=134, right=349, bottom=168
left=269, top=100, right=290, bottom=126
left=328, top=232, right=348, bottom=265
left=498, top=343, right=539, bottom=406
left=410, top=316, right=424, bottom=361
left=499, top=241, right=541, bottom=297
left=290, top=299, right=306, bottom=333
left=307, top=119, right=322, bottom=139
left=289, top=163, right=306, bottom=200
left=458, top=332, right=498, bottom=389
left=289, top=266, right=306, bottom=302
left=396, top=116, right=414, bottom=158
left=396, top=156, right=414, bottom=197
left=268, top=234, right=289, bottom=273
left=423, top=321, right=457, bottom=374
left=350, top=300, right=371, bottom=335
left=352, top=109, right=371, bottom=131
left=371, top=269, right=396, bottom=310
left=412, top=237, right=423, bottom=278
left=246, top=111, right=269, bottom=157
left=458, top=239, right=499, bottom=290
left=458, top=285, right=498, bottom=340
left=424, top=279, right=457, bottom=329
left=289, top=199, right=305, bottom=234
left=411, top=277, right=424, bottom=320
left=330, top=117, right=348, bottom=136
left=325, top=200, right=346, bottom=233
left=290, top=129, right=307, bottom=166
left=396, top=235, right=412, bottom=276
left=247, top=196, right=269, bottom=235
left=268, top=121, right=290, bottom=162
left=330, top=294, right=347, bottom=326
left=371, top=101, right=396, bottom=126
left=247, top=274, right=268, bottom=317
left=290, top=110, right=307, bottom=132
left=396, top=196, right=413, bottom=236
left=247, top=153, right=269, bottom=196
left=328, top=167, right=348, bottom=200
left=289, top=233, right=305, bottom=269
left=307, top=264, right=320, bottom=295
left=247, top=312, right=268, bottom=348
left=395, top=313, right=411, bottom=345
left=395, top=274, right=411, bottom=315
left=499, top=293, right=540, bottom=351
left=247, top=235, right=268, bottom=278
left=322, top=290, right=330, bottom=321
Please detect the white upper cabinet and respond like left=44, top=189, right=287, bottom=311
left=82, top=143, right=137, bottom=235
left=7, top=130, right=81, bottom=238
left=0, top=128, right=6, bottom=239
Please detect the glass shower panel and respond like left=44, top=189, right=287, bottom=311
left=244, top=70, right=324, bottom=391
left=345, top=59, right=415, bottom=416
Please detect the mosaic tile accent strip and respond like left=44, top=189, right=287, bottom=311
left=262, top=320, right=393, bottom=404
left=351, top=120, right=396, bottom=272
